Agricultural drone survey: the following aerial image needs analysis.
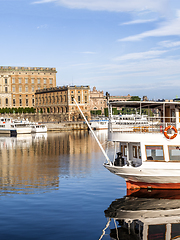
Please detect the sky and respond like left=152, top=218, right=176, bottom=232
left=1, top=0, right=180, bottom=99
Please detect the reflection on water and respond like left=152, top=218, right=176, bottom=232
left=104, top=189, right=180, bottom=240
left=0, top=131, right=108, bottom=195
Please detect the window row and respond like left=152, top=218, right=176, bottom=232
left=12, top=78, right=53, bottom=84
left=146, top=145, right=180, bottom=161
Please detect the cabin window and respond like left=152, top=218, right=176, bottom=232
left=138, top=146, right=141, bottom=159
left=168, top=146, right=180, bottom=161
left=171, top=223, right=180, bottom=239
left=124, top=145, right=127, bottom=157
left=133, top=146, right=137, bottom=158
left=146, top=145, right=164, bottom=161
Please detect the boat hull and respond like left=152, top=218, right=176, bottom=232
left=104, top=163, right=180, bottom=189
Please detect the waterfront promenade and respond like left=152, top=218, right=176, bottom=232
left=46, top=121, right=88, bottom=131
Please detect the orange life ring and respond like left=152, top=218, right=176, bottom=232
left=164, top=125, right=178, bottom=139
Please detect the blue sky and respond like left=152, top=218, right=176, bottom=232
left=1, top=0, right=180, bottom=99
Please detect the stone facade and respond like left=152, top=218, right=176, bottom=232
left=35, top=85, right=91, bottom=122
left=0, top=66, right=57, bottom=108
left=90, top=86, right=131, bottom=114
left=90, top=87, right=106, bottom=114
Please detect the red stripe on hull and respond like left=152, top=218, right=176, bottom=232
left=126, top=180, right=180, bottom=190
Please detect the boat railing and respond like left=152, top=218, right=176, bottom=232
left=109, top=116, right=179, bottom=134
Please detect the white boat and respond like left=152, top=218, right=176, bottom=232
left=103, top=100, right=180, bottom=190
left=31, top=123, right=47, bottom=133
left=104, top=190, right=180, bottom=240
left=12, top=119, right=32, bottom=134
left=0, top=117, right=17, bottom=136
left=89, top=118, right=109, bottom=130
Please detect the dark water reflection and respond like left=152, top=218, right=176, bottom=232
left=104, top=189, right=180, bottom=240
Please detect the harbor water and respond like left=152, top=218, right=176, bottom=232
left=0, top=131, right=126, bottom=240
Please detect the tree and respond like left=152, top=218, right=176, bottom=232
left=129, top=96, right=141, bottom=101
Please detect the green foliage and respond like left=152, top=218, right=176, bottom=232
left=0, top=107, right=35, bottom=114
left=90, top=110, right=102, bottom=115
left=129, top=96, right=141, bottom=101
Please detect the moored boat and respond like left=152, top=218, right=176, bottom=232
left=103, top=100, right=180, bottom=190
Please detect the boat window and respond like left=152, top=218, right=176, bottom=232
left=146, top=145, right=164, bottom=161
left=138, top=146, right=141, bottom=159
left=124, top=146, right=127, bottom=157
left=171, top=223, right=180, bottom=239
left=168, top=146, right=180, bottom=161
left=148, top=224, right=166, bottom=240
left=133, top=146, right=137, bottom=158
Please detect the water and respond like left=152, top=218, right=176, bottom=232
left=0, top=131, right=126, bottom=240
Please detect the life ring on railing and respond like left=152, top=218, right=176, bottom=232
left=164, top=125, right=178, bottom=139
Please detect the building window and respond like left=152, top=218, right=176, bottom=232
left=44, top=78, right=46, bottom=84
left=5, top=98, right=8, bottom=105
left=38, top=78, right=40, bottom=84
left=50, top=78, right=53, bottom=84
left=25, top=86, right=28, bottom=92
left=5, top=78, right=7, bottom=84
left=78, top=91, right=80, bottom=93
left=12, top=86, right=15, bottom=92
left=38, top=86, right=40, bottom=90
left=32, top=87, right=34, bottom=92
left=85, top=96, right=87, bottom=103
left=78, top=96, right=80, bottom=102
left=26, top=99, right=28, bottom=106
left=13, top=99, right=15, bottom=106
left=25, top=78, right=28, bottom=84
left=5, top=87, right=8, bottom=93
left=19, top=99, right=22, bottom=106
left=19, top=86, right=22, bottom=92
left=19, top=78, right=22, bottom=84
left=64, top=95, right=66, bottom=102
left=31, top=78, right=34, bottom=84
left=12, top=78, right=15, bottom=83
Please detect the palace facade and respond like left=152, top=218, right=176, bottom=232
left=0, top=66, right=56, bottom=108
left=35, top=85, right=91, bottom=122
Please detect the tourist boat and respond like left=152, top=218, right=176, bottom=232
left=102, top=189, right=180, bottom=240
left=103, top=100, right=180, bottom=190
left=30, top=123, right=47, bottom=133
left=12, top=119, right=32, bottom=134
left=0, top=117, right=17, bottom=136
left=89, top=117, right=109, bottom=130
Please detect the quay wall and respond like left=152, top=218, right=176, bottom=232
left=0, top=113, right=88, bottom=131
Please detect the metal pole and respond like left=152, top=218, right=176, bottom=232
left=74, top=98, right=111, bottom=165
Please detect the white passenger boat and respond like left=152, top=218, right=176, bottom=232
left=103, top=100, right=180, bottom=190
left=31, top=123, right=47, bottom=133
left=12, top=119, right=32, bottom=134
left=0, top=117, right=17, bottom=136
left=104, top=190, right=180, bottom=240
left=89, top=118, right=109, bottom=130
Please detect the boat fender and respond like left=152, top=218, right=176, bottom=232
left=164, top=125, right=178, bottom=139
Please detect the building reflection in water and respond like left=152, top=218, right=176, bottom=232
left=103, top=189, right=180, bottom=240
left=0, top=131, right=107, bottom=195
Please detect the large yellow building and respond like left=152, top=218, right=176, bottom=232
left=0, top=66, right=57, bottom=108
left=35, top=85, right=91, bottom=121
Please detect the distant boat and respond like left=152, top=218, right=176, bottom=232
left=30, top=123, right=47, bottom=133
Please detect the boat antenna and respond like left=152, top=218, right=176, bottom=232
left=73, top=98, right=111, bottom=165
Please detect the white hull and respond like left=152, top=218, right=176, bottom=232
left=16, top=127, right=32, bottom=134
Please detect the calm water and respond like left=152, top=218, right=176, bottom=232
left=0, top=130, right=126, bottom=240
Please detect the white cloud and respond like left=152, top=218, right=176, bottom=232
left=37, top=24, right=48, bottom=29
left=121, top=18, right=157, bottom=25
left=158, top=40, right=180, bottom=48
left=32, top=0, right=168, bottom=14
left=113, top=50, right=167, bottom=61
left=119, top=10, right=180, bottom=41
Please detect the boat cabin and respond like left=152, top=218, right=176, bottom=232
left=107, top=100, right=180, bottom=167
